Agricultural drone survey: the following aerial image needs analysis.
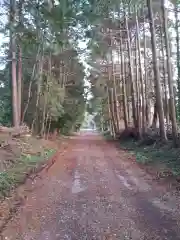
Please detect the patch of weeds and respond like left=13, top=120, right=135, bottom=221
left=135, top=152, right=150, bottom=164
left=102, top=130, right=113, bottom=140
left=120, top=139, right=180, bottom=177
left=0, top=148, right=55, bottom=198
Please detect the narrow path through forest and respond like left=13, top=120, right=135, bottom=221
left=1, top=132, right=180, bottom=240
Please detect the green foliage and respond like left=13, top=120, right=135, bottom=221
left=0, top=148, right=55, bottom=198
left=135, top=152, right=150, bottom=164
left=0, top=68, right=12, bottom=126
left=120, top=139, right=180, bottom=176
left=0, top=0, right=87, bottom=133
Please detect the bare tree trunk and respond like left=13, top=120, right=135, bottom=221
left=21, top=44, right=41, bottom=122
left=107, top=60, right=117, bottom=136
left=44, top=112, right=49, bottom=139
left=47, top=115, right=52, bottom=139
left=161, top=0, right=178, bottom=145
left=41, top=54, right=51, bottom=136
left=124, top=8, right=137, bottom=128
left=136, top=6, right=146, bottom=134
left=147, top=0, right=167, bottom=141
left=124, top=53, right=131, bottom=125
left=10, top=0, right=19, bottom=127
left=159, top=16, right=170, bottom=125
left=135, top=33, right=141, bottom=138
left=41, top=89, right=47, bottom=136
left=108, top=87, right=117, bottom=136
left=152, top=102, right=158, bottom=128
left=107, top=85, right=113, bottom=135
left=110, top=33, right=120, bottom=133
left=31, top=53, right=44, bottom=133
left=175, top=1, right=180, bottom=119
left=119, top=38, right=128, bottom=129
left=143, top=18, right=150, bottom=127
left=17, top=46, right=22, bottom=124
left=17, top=0, right=24, bottom=124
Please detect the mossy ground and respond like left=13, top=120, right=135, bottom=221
left=0, top=148, right=55, bottom=198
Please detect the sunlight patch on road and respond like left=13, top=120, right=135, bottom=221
left=72, top=170, right=86, bottom=194
left=115, top=170, right=132, bottom=190
left=126, top=169, right=151, bottom=192
left=151, top=198, right=176, bottom=213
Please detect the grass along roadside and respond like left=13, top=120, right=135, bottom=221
left=102, top=130, right=180, bottom=178
left=0, top=148, right=55, bottom=199
left=119, top=138, right=180, bottom=178
left=0, top=136, right=68, bottom=233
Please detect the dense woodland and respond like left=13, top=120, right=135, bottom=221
left=0, top=0, right=87, bottom=136
left=87, top=0, right=180, bottom=147
left=1, top=0, right=180, bottom=144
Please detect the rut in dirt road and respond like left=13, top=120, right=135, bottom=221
left=1, top=132, right=180, bottom=240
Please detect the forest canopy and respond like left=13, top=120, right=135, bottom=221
left=1, top=0, right=180, bottom=143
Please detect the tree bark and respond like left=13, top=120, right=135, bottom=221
left=161, top=0, right=178, bottom=145
left=108, top=87, right=117, bottom=136
left=159, top=16, right=170, bottom=125
left=147, top=0, right=167, bottom=141
left=136, top=6, right=146, bottom=135
left=175, top=1, right=180, bottom=119
left=119, top=38, right=128, bottom=129
left=124, top=8, right=137, bottom=129
left=17, top=46, right=22, bottom=123
left=17, top=0, right=24, bottom=124
left=135, top=33, right=141, bottom=138
left=10, top=0, right=19, bottom=127
left=110, top=33, right=120, bottom=133
left=143, top=18, right=150, bottom=127
left=107, top=84, right=114, bottom=136
left=31, top=54, right=44, bottom=133
left=41, top=53, right=52, bottom=136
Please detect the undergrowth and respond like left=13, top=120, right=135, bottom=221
left=102, top=130, right=114, bottom=140
left=120, top=139, right=180, bottom=176
left=0, top=148, right=55, bottom=198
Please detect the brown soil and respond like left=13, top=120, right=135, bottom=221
left=1, top=132, right=180, bottom=239
left=0, top=134, right=56, bottom=173
left=0, top=136, right=67, bottom=233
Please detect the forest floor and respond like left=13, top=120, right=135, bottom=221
left=0, top=134, right=68, bottom=234
left=119, top=136, right=180, bottom=180
left=1, top=132, right=180, bottom=239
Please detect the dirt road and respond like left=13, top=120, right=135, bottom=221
left=1, top=132, right=180, bottom=239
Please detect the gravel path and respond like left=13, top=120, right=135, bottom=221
left=1, top=132, right=180, bottom=239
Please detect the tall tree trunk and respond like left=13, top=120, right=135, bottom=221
left=110, top=33, right=120, bottom=133
left=107, top=89, right=113, bottom=135
left=143, top=18, right=150, bottom=127
left=119, top=38, right=128, bottom=129
left=175, top=1, right=180, bottom=120
left=44, top=112, right=49, bottom=139
left=152, top=102, right=158, bottom=128
left=124, top=52, right=131, bottom=125
left=136, top=6, right=146, bottom=134
left=10, top=0, right=19, bottom=127
left=106, top=80, right=114, bottom=136
left=17, top=46, right=22, bottom=124
left=107, top=61, right=117, bottom=136
left=161, top=0, right=178, bottom=145
left=108, top=87, right=117, bottom=136
left=147, top=0, right=167, bottom=141
left=124, top=8, right=137, bottom=129
left=47, top=115, right=52, bottom=139
left=135, top=33, right=141, bottom=138
left=31, top=54, right=44, bottom=133
left=160, top=16, right=170, bottom=125
left=17, top=0, right=24, bottom=124
left=41, top=54, right=52, bottom=136
left=21, top=46, right=41, bottom=122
